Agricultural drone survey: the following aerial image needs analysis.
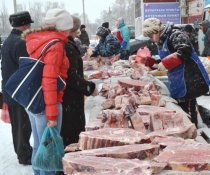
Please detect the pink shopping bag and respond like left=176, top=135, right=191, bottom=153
left=1, top=103, right=10, bottom=123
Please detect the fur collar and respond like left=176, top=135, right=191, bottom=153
left=21, top=26, right=58, bottom=39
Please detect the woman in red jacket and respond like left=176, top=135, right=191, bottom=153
left=22, top=8, right=73, bottom=175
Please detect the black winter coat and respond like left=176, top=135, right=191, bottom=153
left=79, top=31, right=90, bottom=46
left=61, top=36, right=96, bottom=146
left=164, top=26, right=209, bottom=102
left=1, top=29, right=29, bottom=106
left=201, top=20, right=210, bottom=57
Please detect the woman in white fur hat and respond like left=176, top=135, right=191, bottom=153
left=22, top=8, right=73, bottom=175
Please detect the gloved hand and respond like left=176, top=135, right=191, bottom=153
left=121, top=41, right=127, bottom=48
left=90, top=51, right=98, bottom=57
left=157, top=62, right=166, bottom=71
left=91, top=87, right=99, bottom=96
left=177, top=44, right=192, bottom=61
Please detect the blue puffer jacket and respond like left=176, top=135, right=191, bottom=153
left=118, top=23, right=130, bottom=50
left=94, top=33, right=127, bottom=60
left=1, top=29, right=29, bottom=106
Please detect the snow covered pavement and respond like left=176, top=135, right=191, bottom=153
left=0, top=118, right=33, bottom=175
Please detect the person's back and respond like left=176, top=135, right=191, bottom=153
left=1, top=11, right=33, bottom=165
left=116, top=17, right=130, bottom=58
left=201, top=20, right=210, bottom=58
left=102, top=22, right=111, bottom=33
left=79, top=24, right=90, bottom=46
left=74, top=31, right=87, bottom=56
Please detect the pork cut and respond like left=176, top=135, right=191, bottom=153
left=130, top=112, right=147, bottom=134
left=147, top=124, right=197, bottom=141
left=78, top=128, right=151, bottom=150
left=85, top=119, right=104, bottom=131
left=118, top=79, right=152, bottom=91
left=102, top=109, right=129, bottom=128
left=67, top=144, right=159, bottom=160
left=155, top=141, right=210, bottom=172
left=62, top=155, right=152, bottom=175
left=151, top=136, right=187, bottom=148
left=63, top=155, right=166, bottom=174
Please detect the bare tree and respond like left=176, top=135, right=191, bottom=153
left=96, top=0, right=135, bottom=31
left=0, top=0, right=10, bottom=36
left=27, top=1, right=65, bottom=28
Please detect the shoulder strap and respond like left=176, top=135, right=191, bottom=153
left=37, top=39, right=63, bottom=61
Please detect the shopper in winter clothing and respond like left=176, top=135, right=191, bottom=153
left=90, top=26, right=127, bottom=60
left=183, top=24, right=200, bottom=56
left=22, top=8, right=72, bottom=175
left=1, top=11, right=33, bottom=165
left=143, top=18, right=210, bottom=128
left=102, top=22, right=111, bottom=33
left=74, top=31, right=87, bottom=57
left=79, top=24, right=90, bottom=46
left=201, top=20, right=210, bottom=58
left=56, top=17, right=98, bottom=175
left=116, top=17, right=130, bottom=59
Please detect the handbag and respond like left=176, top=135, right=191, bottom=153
left=33, top=127, right=65, bottom=171
left=0, top=102, right=10, bottom=123
left=5, top=39, right=66, bottom=114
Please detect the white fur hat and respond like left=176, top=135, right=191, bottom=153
left=44, top=8, right=73, bottom=31
left=143, top=18, right=164, bottom=37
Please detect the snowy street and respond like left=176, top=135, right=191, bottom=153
left=0, top=117, right=33, bottom=175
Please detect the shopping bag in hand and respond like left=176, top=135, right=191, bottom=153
left=33, top=127, right=65, bottom=171
left=1, top=103, right=10, bottom=123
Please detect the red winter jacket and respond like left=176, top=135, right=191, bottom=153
left=116, top=30, right=123, bottom=43
left=23, top=28, right=70, bottom=121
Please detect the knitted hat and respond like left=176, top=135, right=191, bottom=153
left=117, top=17, right=124, bottom=25
left=70, top=16, right=81, bottom=32
left=102, top=22, right=109, bottom=29
left=9, top=11, right=34, bottom=27
left=96, top=26, right=109, bottom=38
left=80, top=24, right=86, bottom=30
left=184, top=24, right=193, bottom=33
left=44, top=8, right=73, bottom=31
left=143, top=18, right=164, bottom=37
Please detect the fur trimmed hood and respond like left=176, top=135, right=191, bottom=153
left=22, top=26, right=68, bottom=56
left=21, top=26, right=58, bottom=39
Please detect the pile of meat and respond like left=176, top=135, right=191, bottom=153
left=61, top=76, right=207, bottom=174
left=82, top=48, right=120, bottom=70
left=87, top=60, right=150, bottom=80
left=199, top=56, right=210, bottom=76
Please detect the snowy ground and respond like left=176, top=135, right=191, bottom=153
left=0, top=115, right=33, bottom=175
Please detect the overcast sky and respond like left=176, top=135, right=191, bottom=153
left=4, top=0, right=115, bottom=23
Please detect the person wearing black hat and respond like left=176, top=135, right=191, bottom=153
left=102, top=22, right=111, bottom=33
left=1, top=11, right=34, bottom=165
left=183, top=24, right=200, bottom=55
left=79, top=24, right=90, bottom=46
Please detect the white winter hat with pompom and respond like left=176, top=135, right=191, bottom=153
left=44, top=8, right=73, bottom=31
